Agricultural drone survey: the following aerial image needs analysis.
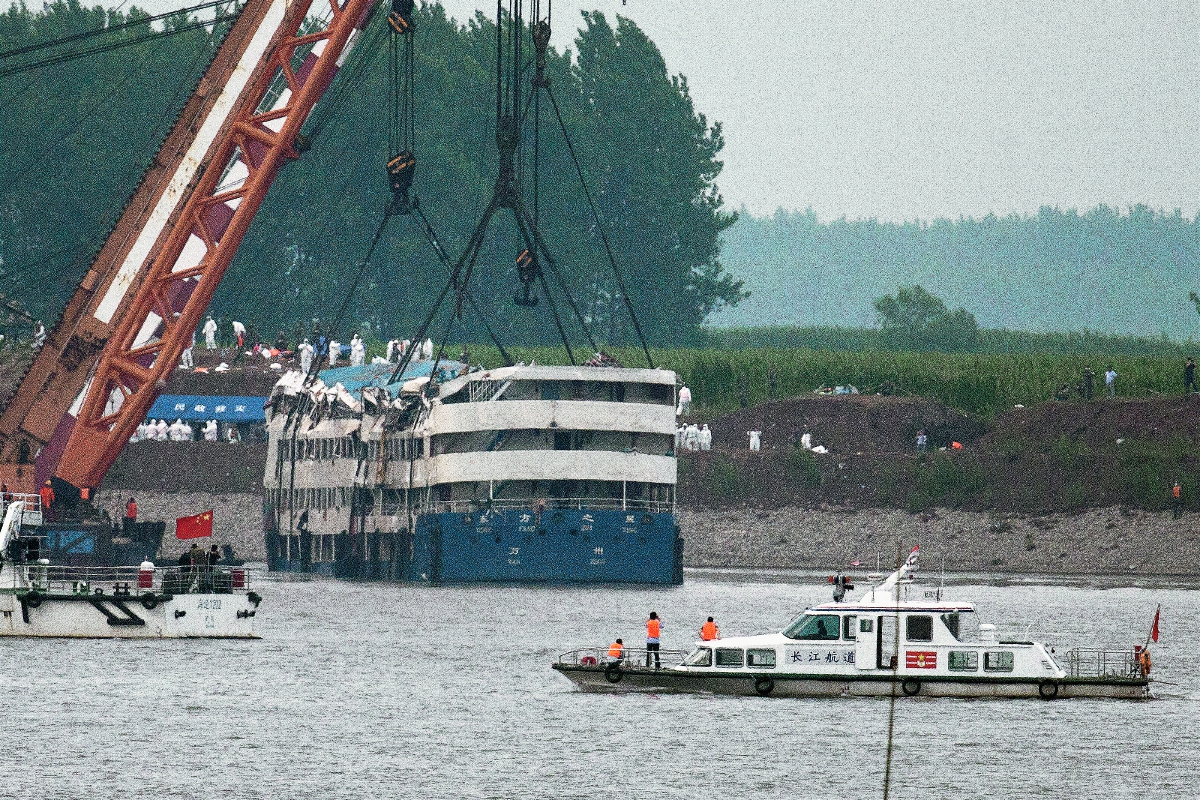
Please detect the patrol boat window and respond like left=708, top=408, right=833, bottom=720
left=715, top=648, right=744, bottom=667
left=783, top=614, right=841, bottom=640
left=906, top=615, right=933, bottom=642
left=683, top=647, right=712, bottom=667
left=747, top=648, right=776, bottom=668
left=942, top=611, right=980, bottom=642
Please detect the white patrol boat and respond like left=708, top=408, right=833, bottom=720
left=0, top=502, right=261, bottom=638
left=553, top=550, right=1151, bottom=700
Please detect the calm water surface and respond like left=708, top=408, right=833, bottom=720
left=3, top=568, right=1198, bottom=799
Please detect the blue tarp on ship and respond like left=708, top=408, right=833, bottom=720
left=317, top=360, right=464, bottom=398
left=148, top=394, right=267, bottom=422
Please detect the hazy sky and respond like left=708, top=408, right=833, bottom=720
left=135, top=0, right=1200, bottom=222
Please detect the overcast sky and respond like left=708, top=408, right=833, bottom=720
left=136, top=0, right=1200, bottom=222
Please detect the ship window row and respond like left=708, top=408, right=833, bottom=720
left=429, top=479, right=673, bottom=510
left=430, top=429, right=673, bottom=457
left=279, top=436, right=359, bottom=462
left=684, top=648, right=778, bottom=669
left=448, top=380, right=674, bottom=406
left=267, top=486, right=352, bottom=511
left=947, top=651, right=1013, bottom=672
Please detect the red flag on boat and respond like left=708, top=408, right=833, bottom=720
left=905, top=545, right=919, bottom=567
left=176, top=510, right=213, bottom=540
left=1151, top=606, right=1160, bottom=643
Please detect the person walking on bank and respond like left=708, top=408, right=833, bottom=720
left=700, top=616, right=720, bottom=641
left=1173, top=481, right=1183, bottom=519
left=1082, top=367, right=1095, bottom=400
left=646, top=612, right=662, bottom=669
left=1105, top=366, right=1117, bottom=398
left=1186, top=358, right=1196, bottom=395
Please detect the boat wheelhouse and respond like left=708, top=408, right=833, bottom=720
left=554, top=556, right=1151, bottom=699
left=262, top=360, right=683, bottom=583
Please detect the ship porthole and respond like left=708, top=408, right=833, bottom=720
left=1038, top=679, right=1059, bottom=700
left=754, top=676, right=774, bottom=696
left=604, top=663, right=623, bottom=684
left=901, top=678, right=921, bottom=696
left=141, top=593, right=158, bottom=610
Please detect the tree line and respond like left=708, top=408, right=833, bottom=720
left=0, top=1, right=743, bottom=346
left=712, top=205, right=1200, bottom=342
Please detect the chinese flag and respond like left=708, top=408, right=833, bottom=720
left=1151, top=606, right=1160, bottom=643
left=176, top=510, right=214, bottom=540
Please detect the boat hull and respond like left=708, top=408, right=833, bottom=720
left=268, top=508, right=683, bottom=584
left=0, top=591, right=260, bottom=638
left=553, top=664, right=1150, bottom=700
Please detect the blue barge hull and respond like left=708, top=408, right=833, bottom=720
left=268, top=508, right=683, bottom=584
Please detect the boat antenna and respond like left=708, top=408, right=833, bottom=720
left=938, top=552, right=945, bottom=602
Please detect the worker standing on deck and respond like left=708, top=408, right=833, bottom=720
left=607, top=638, right=625, bottom=664
left=700, top=617, right=720, bottom=641
left=328, top=338, right=340, bottom=367
left=646, top=612, right=663, bottom=669
left=39, top=480, right=54, bottom=520
left=124, top=496, right=138, bottom=536
left=350, top=334, right=365, bottom=366
left=298, top=339, right=314, bottom=374
left=203, top=316, right=218, bottom=349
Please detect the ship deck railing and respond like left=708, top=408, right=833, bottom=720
left=1, top=493, right=43, bottom=527
left=416, top=497, right=674, bottom=516
left=556, top=647, right=690, bottom=669
left=1064, top=648, right=1141, bottom=680
left=2, top=564, right=253, bottom=596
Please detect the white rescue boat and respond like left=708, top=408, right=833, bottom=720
left=0, top=501, right=261, bottom=638
left=554, top=549, right=1151, bottom=700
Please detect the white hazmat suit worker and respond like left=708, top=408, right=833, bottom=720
left=699, top=424, right=712, bottom=451
left=203, top=420, right=218, bottom=441
left=421, top=338, right=434, bottom=360
left=328, top=339, right=340, bottom=367
left=299, top=339, right=314, bottom=374
left=350, top=335, right=365, bottom=366
left=203, top=316, right=218, bottom=349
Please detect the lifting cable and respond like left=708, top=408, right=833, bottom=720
left=0, top=0, right=229, bottom=61
left=543, top=86, right=655, bottom=369
left=0, top=13, right=240, bottom=79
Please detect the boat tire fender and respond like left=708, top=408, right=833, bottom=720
left=140, top=593, right=158, bottom=610
left=901, top=678, right=921, bottom=696
left=604, top=663, right=623, bottom=684
left=24, top=591, right=42, bottom=609
left=1038, top=679, right=1059, bottom=700
left=754, top=676, right=774, bottom=696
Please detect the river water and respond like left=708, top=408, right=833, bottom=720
left=3, top=568, right=1197, bottom=799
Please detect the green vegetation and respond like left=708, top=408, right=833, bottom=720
left=456, top=343, right=1187, bottom=419
left=873, top=285, right=978, bottom=353
left=0, top=3, right=741, bottom=345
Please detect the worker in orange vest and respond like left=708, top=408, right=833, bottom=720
left=38, top=480, right=54, bottom=520
left=700, top=617, right=720, bottom=641
left=607, top=638, right=624, bottom=664
left=124, top=496, right=139, bottom=535
left=1172, top=482, right=1183, bottom=519
left=646, top=611, right=662, bottom=669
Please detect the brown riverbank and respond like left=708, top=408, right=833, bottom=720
left=679, top=504, right=1200, bottom=576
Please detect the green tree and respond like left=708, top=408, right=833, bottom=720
left=874, top=285, right=979, bottom=352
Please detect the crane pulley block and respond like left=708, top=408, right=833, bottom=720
left=513, top=248, right=539, bottom=307
left=387, top=150, right=417, bottom=204
left=388, top=0, right=415, bottom=32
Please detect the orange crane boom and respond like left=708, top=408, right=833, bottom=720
left=0, top=0, right=377, bottom=492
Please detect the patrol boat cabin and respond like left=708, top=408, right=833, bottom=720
left=554, top=554, right=1151, bottom=699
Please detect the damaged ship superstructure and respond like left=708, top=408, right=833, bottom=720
left=263, top=360, right=683, bottom=583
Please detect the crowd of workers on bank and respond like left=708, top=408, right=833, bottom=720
left=605, top=612, right=722, bottom=668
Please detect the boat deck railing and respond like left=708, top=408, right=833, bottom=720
left=2, top=564, right=253, bottom=596
left=1064, top=648, right=1141, bottom=680
left=557, top=647, right=690, bottom=669
left=422, top=497, right=674, bottom=516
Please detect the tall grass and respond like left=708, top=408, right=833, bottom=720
left=445, top=343, right=1187, bottom=419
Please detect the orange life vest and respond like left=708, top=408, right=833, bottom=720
left=1173, top=485, right=1181, bottom=499
left=607, top=642, right=624, bottom=659
left=126, top=501, right=138, bottom=519
left=700, top=621, right=719, bottom=641
left=1138, top=649, right=1152, bottom=676
left=647, top=619, right=660, bottom=639
left=39, top=486, right=54, bottom=508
